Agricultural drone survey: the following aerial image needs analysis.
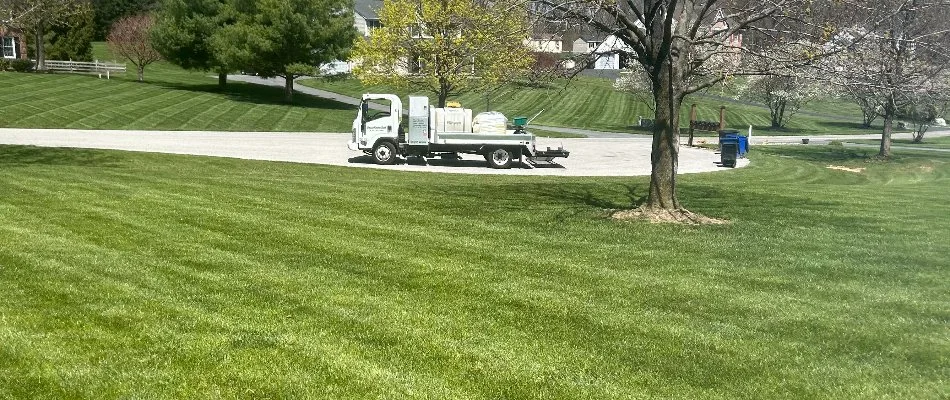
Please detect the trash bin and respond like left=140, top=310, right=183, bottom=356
left=737, top=135, right=749, bottom=157
left=721, top=138, right=738, bottom=168
left=718, top=129, right=740, bottom=150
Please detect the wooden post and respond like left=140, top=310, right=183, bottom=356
left=719, top=106, right=726, bottom=131
left=688, top=104, right=697, bottom=147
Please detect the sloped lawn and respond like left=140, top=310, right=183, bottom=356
left=301, top=77, right=882, bottom=135
left=0, top=144, right=946, bottom=398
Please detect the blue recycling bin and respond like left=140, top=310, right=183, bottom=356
left=737, top=135, right=749, bottom=157
left=720, top=133, right=749, bottom=158
left=718, top=129, right=740, bottom=150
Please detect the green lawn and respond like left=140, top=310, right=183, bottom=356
left=0, top=42, right=887, bottom=135
left=522, top=127, right=588, bottom=138
left=300, top=77, right=886, bottom=135
left=846, top=135, right=950, bottom=149
left=0, top=44, right=355, bottom=132
left=0, top=144, right=946, bottom=398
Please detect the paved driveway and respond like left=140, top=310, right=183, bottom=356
left=0, top=128, right=746, bottom=176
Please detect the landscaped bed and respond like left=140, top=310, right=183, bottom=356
left=0, top=144, right=945, bottom=398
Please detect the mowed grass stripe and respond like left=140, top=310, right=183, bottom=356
left=144, top=93, right=224, bottom=130
left=228, top=103, right=274, bottom=131
left=0, top=145, right=947, bottom=397
left=0, top=72, right=354, bottom=132
left=302, top=77, right=888, bottom=135
left=110, top=90, right=205, bottom=128
left=178, top=99, right=246, bottom=131
left=201, top=101, right=248, bottom=130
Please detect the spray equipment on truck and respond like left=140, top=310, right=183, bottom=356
left=347, top=94, right=569, bottom=169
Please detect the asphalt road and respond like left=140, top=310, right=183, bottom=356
left=5, top=76, right=943, bottom=176
left=0, top=128, right=746, bottom=176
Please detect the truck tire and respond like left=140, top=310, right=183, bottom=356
left=372, top=141, right=397, bottom=165
left=485, top=147, right=513, bottom=169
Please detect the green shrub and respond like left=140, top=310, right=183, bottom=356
left=0, top=59, right=10, bottom=71
left=9, top=59, right=35, bottom=72
left=828, top=140, right=843, bottom=147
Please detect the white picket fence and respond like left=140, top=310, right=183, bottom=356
left=43, top=60, right=127, bottom=79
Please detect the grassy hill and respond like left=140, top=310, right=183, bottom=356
left=0, top=44, right=355, bottom=132
left=301, top=77, right=882, bottom=135
left=0, top=143, right=946, bottom=398
left=0, top=42, right=890, bottom=136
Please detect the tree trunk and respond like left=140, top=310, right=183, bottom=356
left=437, top=88, right=448, bottom=108
left=645, top=62, right=682, bottom=210
left=880, top=112, right=893, bottom=158
left=771, top=99, right=786, bottom=128
left=34, top=22, right=45, bottom=71
left=284, top=75, right=294, bottom=103
left=218, top=71, right=227, bottom=89
left=136, top=65, right=144, bottom=82
left=912, top=125, right=927, bottom=143
left=861, top=109, right=877, bottom=128
left=687, top=104, right=697, bottom=147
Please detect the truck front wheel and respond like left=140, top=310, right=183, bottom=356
left=485, top=147, right=513, bottom=169
left=372, top=141, right=397, bottom=165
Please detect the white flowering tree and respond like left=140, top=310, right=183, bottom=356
left=531, top=0, right=886, bottom=221
left=737, top=73, right=822, bottom=129
left=823, top=0, right=950, bottom=157
left=613, top=64, right=654, bottom=112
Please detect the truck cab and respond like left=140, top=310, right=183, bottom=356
left=348, top=94, right=403, bottom=164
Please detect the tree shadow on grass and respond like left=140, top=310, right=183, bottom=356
left=537, top=183, right=649, bottom=220
left=148, top=80, right=355, bottom=110
left=0, top=146, right=125, bottom=167
left=757, top=145, right=873, bottom=163
left=816, top=120, right=879, bottom=131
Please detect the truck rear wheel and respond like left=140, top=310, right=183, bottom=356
left=372, top=141, right=397, bottom=165
left=485, top=147, right=513, bottom=169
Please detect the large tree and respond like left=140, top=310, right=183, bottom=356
left=534, top=0, right=891, bottom=219
left=825, top=0, right=950, bottom=158
left=739, top=73, right=820, bottom=129
left=213, top=0, right=356, bottom=102
left=353, top=0, right=534, bottom=107
left=44, top=8, right=95, bottom=61
left=151, top=0, right=232, bottom=88
left=1, top=0, right=91, bottom=70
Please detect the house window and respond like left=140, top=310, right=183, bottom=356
left=2, top=37, right=17, bottom=59
left=587, top=41, right=602, bottom=51
left=366, top=19, right=381, bottom=33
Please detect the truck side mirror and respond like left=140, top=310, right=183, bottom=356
left=361, top=102, right=369, bottom=120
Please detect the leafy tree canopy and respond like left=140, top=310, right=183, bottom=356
left=44, top=9, right=95, bottom=61
left=152, top=0, right=232, bottom=86
left=353, top=0, right=533, bottom=107
left=213, top=0, right=356, bottom=102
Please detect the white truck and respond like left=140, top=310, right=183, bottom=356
left=346, top=94, right=569, bottom=169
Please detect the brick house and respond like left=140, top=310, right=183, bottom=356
left=1, top=26, right=27, bottom=60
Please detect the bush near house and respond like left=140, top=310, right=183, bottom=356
left=9, top=59, right=35, bottom=72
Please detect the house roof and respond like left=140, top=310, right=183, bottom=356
left=354, top=0, right=383, bottom=20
